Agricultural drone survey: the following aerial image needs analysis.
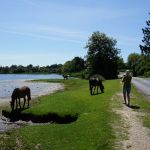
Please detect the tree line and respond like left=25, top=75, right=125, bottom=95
left=0, top=64, right=63, bottom=74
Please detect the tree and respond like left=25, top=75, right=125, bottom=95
left=62, top=61, right=73, bottom=73
left=127, top=53, right=141, bottom=76
left=71, top=57, right=85, bottom=72
left=85, top=31, right=120, bottom=79
left=117, top=57, right=127, bottom=70
left=140, top=13, right=150, bottom=56
left=49, top=64, right=63, bottom=73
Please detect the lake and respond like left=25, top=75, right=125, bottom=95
left=0, top=74, right=63, bottom=81
left=0, top=74, right=64, bottom=100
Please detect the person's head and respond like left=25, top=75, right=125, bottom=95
left=125, top=70, right=130, bottom=75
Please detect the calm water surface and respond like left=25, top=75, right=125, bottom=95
left=0, top=74, right=63, bottom=81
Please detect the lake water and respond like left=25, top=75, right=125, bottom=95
left=0, top=74, right=64, bottom=100
left=0, top=74, right=63, bottom=81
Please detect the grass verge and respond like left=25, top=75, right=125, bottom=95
left=130, top=85, right=150, bottom=129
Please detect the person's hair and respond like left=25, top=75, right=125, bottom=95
left=126, top=70, right=130, bottom=75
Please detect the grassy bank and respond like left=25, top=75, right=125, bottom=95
left=1, top=78, right=150, bottom=149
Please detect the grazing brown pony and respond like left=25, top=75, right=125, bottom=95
left=10, top=86, right=31, bottom=110
left=89, top=78, right=104, bottom=95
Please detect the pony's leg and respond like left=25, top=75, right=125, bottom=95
left=27, top=94, right=30, bottom=107
left=23, top=97, right=26, bottom=108
left=89, top=84, right=92, bottom=95
left=90, top=86, right=93, bottom=95
left=20, top=99, right=22, bottom=108
left=97, top=86, right=98, bottom=94
left=100, top=86, right=104, bottom=93
left=18, top=98, right=21, bottom=108
left=91, top=85, right=94, bottom=95
left=94, top=86, right=96, bottom=94
left=27, top=99, right=29, bottom=107
left=16, top=99, right=18, bottom=109
left=11, top=101, right=14, bottom=111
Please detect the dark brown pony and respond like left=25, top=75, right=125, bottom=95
left=89, top=78, right=104, bottom=95
left=10, top=86, right=31, bottom=110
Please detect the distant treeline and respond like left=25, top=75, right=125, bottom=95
left=0, top=64, right=63, bottom=74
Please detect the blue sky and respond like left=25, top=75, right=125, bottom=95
left=0, top=0, right=149, bottom=66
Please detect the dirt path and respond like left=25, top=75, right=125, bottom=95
left=114, top=93, right=150, bottom=150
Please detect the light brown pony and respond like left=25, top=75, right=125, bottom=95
left=10, top=86, right=31, bottom=110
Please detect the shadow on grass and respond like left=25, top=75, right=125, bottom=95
left=2, top=109, right=78, bottom=124
left=128, top=105, right=140, bottom=109
left=91, top=92, right=104, bottom=96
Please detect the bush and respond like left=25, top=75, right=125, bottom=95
left=144, top=71, right=150, bottom=77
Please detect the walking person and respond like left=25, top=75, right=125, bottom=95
left=122, top=70, right=132, bottom=106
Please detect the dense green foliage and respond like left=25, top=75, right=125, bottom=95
left=85, top=31, right=120, bottom=79
left=0, top=64, right=62, bottom=74
left=1, top=79, right=121, bottom=150
left=127, top=53, right=141, bottom=76
left=62, top=57, right=85, bottom=73
left=127, top=53, right=150, bottom=77
left=117, top=57, right=127, bottom=71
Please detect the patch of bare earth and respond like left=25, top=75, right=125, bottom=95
left=112, top=93, right=150, bottom=150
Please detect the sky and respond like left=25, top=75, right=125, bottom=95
left=0, top=0, right=150, bottom=66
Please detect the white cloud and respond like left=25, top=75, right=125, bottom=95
left=0, top=25, right=87, bottom=43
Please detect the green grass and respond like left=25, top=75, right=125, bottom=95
left=130, top=85, right=150, bottom=129
left=1, top=78, right=150, bottom=150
